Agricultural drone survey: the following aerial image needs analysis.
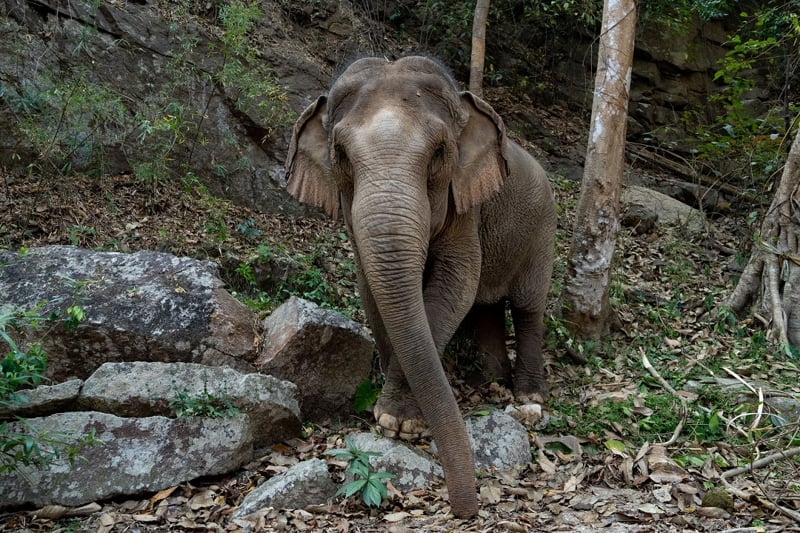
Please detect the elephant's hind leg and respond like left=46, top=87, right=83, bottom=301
left=473, top=302, right=512, bottom=385
left=510, top=304, right=547, bottom=404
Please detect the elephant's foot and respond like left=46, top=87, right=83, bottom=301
left=374, top=392, right=428, bottom=441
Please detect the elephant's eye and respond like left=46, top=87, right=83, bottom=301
left=429, top=144, right=446, bottom=179
left=334, top=144, right=352, bottom=176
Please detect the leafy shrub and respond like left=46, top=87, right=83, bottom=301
left=3, top=74, right=127, bottom=176
left=1, top=302, right=101, bottom=475
left=326, top=436, right=395, bottom=508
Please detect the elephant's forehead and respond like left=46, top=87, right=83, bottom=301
left=361, top=107, right=424, bottom=143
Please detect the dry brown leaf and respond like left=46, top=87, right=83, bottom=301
left=132, top=513, right=160, bottom=523
left=480, top=483, right=502, bottom=504
left=177, top=516, right=198, bottom=528
left=96, top=513, right=117, bottom=533
left=497, top=520, right=527, bottom=532
left=537, top=449, right=557, bottom=474
left=652, top=485, right=673, bottom=503
left=150, top=485, right=178, bottom=506
left=563, top=475, right=579, bottom=493
left=383, top=511, right=410, bottom=522
left=646, top=444, right=688, bottom=484
left=637, top=503, right=664, bottom=515
left=189, top=489, right=217, bottom=510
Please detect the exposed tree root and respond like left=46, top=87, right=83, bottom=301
left=727, top=122, right=800, bottom=349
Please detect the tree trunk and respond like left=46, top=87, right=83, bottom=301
left=469, top=0, right=490, bottom=96
left=561, top=0, right=637, bottom=339
left=727, top=121, right=800, bottom=350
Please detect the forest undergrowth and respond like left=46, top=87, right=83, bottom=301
left=1, top=144, right=799, bottom=530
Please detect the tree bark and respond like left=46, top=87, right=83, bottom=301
left=469, top=0, right=490, bottom=96
left=727, top=121, right=800, bottom=349
left=561, top=0, right=637, bottom=339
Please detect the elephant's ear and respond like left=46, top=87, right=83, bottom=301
left=452, top=92, right=509, bottom=215
left=286, top=96, right=340, bottom=218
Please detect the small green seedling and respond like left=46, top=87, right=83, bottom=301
left=326, top=435, right=395, bottom=508
left=169, top=379, right=240, bottom=418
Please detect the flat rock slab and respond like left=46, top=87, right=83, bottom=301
left=0, top=379, right=83, bottom=418
left=0, top=411, right=253, bottom=509
left=79, top=362, right=302, bottom=446
left=0, top=246, right=258, bottom=381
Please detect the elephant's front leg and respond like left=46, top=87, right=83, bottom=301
left=356, top=264, right=428, bottom=439
left=374, top=238, right=481, bottom=440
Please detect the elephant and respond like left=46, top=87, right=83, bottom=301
left=285, top=55, right=557, bottom=518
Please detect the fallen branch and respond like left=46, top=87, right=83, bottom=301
left=720, top=446, right=800, bottom=480
left=640, top=348, right=685, bottom=446
left=720, top=475, right=800, bottom=524
left=722, top=367, right=764, bottom=433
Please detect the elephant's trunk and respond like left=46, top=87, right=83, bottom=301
left=352, top=180, right=478, bottom=518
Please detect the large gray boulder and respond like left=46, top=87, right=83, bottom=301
left=78, top=362, right=302, bottom=446
left=465, top=409, right=532, bottom=470
left=0, top=246, right=259, bottom=380
left=257, top=296, right=373, bottom=422
left=429, top=409, right=532, bottom=471
left=621, top=185, right=705, bottom=235
left=0, top=411, right=253, bottom=509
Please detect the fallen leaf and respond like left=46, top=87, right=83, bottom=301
left=189, top=489, right=216, bottom=510
left=69, top=503, right=102, bottom=517
left=480, top=484, right=502, bottom=504
left=150, top=485, right=178, bottom=506
left=132, top=514, right=160, bottom=523
left=497, top=521, right=527, bottom=532
left=32, top=505, right=70, bottom=520
left=383, top=511, right=410, bottom=522
left=637, top=503, right=664, bottom=514
left=537, top=449, right=557, bottom=474
left=647, top=446, right=688, bottom=484
left=652, top=485, right=673, bottom=503
left=605, top=439, right=628, bottom=456
left=96, top=513, right=117, bottom=533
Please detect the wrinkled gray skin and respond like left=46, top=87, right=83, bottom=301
left=286, top=55, right=556, bottom=518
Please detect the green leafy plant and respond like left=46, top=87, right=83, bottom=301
left=1, top=422, right=102, bottom=476
left=0, top=303, right=75, bottom=405
left=236, top=218, right=262, bottom=239
left=326, top=436, right=395, bottom=508
left=216, top=0, right=294, bottom=131
left=353, top=378, right=381, bottom=413
left=1, top=303, right=102, bottom=476
left=169, top=379, right=240, bottom=418
left=6, top=73, right=127, bottom=176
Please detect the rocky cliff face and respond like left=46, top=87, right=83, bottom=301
left=0, top=0, right=333, bottom=212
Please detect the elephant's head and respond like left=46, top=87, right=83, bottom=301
left=285, top=55, right=509, bottom=518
